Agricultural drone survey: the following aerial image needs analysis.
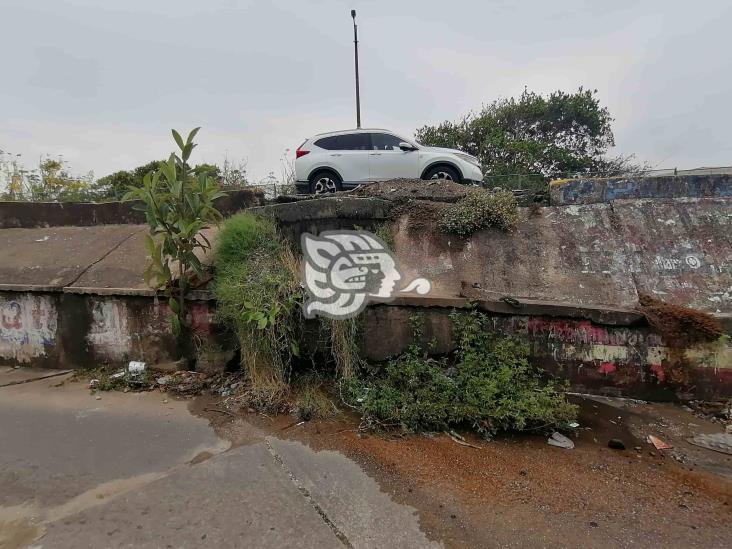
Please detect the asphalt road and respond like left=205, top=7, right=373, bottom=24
left=0, top=369, right=436, bottom=548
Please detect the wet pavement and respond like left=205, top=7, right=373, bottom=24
left=2, top=368, right=732, bottom=548
left=0, top=370, right=435, bottom=548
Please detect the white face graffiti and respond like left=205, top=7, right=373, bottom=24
left=301, top=230, right=431, bottom=320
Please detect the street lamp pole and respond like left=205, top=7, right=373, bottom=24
left=351, top=9, right=361, bottom=128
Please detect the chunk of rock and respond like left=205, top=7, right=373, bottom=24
left=608, top=438, right=626, bottom=450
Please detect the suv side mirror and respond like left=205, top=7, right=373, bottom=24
left=399, top=142, right=417, bottom=152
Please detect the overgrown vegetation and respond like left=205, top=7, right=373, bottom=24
left=438, top=189, right=519, bottom=235
left=388, top=186, right=520, bottom=239
left=342, top=310, right=576, bottom=437
left=214, top=212, right=363, bottom=413
left=214, top=212, right=302, bottom=411
left=124, top=128, right=224, bottom=343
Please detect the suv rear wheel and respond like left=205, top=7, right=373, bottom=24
left=309, top=170, right=342, bottom=194
left=423, top=165, right=460, bottom=182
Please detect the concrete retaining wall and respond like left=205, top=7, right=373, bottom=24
left=550, top=174, right=732, bottom=206
left=393, top=197, right=732, bottom=313
left=362, top=303, right=732, bottom=401
left=2, top=177, right=731, bottom=398
left=0, top=290, right=217, bottom=369
left=0, top=188, right=264, bottom=229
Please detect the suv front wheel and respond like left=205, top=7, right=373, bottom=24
left=423, top=165, right=460, bottom=182
left=309, top=170, right=342, bottom=195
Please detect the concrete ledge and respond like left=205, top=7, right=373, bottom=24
left=390, top=296, right=645, bottom=326
left=550, top=174, right=732, bottom=205
left=252, top=196, right=392, bottom=223
left=0, top=188, right=264, bottom=229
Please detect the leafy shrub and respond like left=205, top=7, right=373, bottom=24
left=438, top=189, right=518, bottom=236
left=342, top=310, right=576, bottom=437
left=124, top=128, right=224, bottom=338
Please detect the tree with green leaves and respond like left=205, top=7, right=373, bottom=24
left=124, top=128, right=224, bottom=351
left=97, top=160, right=222, bottom=200
left=415, top=87, right=644, bottom=179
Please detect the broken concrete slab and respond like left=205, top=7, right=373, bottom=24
left=267, top=437, right=440, bottom=549
left=0, top=366, right=72, bottom=387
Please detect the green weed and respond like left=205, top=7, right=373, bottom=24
left=214, top=213, right=302, bottom=390
left=341, top=309, right=576, bottom=437
left=438, top=188, right=518, bottom=236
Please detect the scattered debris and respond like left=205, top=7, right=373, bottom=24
left=281, top=420, right=307, bottom=431
left=445, top=431, right=482, bottom=450
left=687, top=433, right=732, bottom=456
left=547, top=432, right=574, bottom=449
left=35, top=235, right=49, bottom=242
left=128, top=361, right=147, bottom=374
left=608, top=438, right=626, bottom=450
left=156, top=375, right=172, bottom=386
left=647, top=435, right=672, bottom=450
left=688, top=400, right=732, bottom=420
left=204, top=407, right=236, bottom=418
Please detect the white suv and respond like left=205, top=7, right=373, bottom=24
left=294, top=128, right=483, bottom=194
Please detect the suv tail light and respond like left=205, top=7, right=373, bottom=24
left=296, top=141, right=309, bottom=158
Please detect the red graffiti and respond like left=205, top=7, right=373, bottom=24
left=527, top=318, right=618, bottom=345
left=189, top=303, right=212, bottom=335
left=597, top=362, right=616, bottom=375
left=650, top=363, right=666, bottom=382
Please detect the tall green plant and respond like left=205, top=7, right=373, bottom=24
left=124, top=128, right=224, bottom=337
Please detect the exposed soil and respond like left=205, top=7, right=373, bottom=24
left=193, top=393, right=732, bottom=548
left=391, top=200, right=449, bottom=238
left=636, top=293, right=723, bottom=348
left=350, top=179, right=469, bottom=202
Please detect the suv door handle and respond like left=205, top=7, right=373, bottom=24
left=369, top=153, right=381, bottom=156
left=330, top=153, right=342, bottom=157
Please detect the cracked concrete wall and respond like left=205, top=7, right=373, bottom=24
left=393, top=197, right=732, bottom=314
left=362, top=305, right=732, bottom=400
left=550, top=174, right=732, bottom=206
left=0, top=291, right=216, bottom=369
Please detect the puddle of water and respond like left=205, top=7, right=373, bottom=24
left=44, top=472, right=166, bottom=523
left=0, top=505, right=44, bottom=549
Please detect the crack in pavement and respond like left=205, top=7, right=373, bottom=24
left=265, top=437, right=354, bottom=548
left=0, top=370, right=72, bottom=388
left=64, top=226, right=145, bottom=288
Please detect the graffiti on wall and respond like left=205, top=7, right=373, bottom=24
left=87, top=300, right=132, bottom=360
left=0, top=295, right=57, bottom=363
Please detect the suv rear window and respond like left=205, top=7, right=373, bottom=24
left=315, top=133, right=370, bottom=150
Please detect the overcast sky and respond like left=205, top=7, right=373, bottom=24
left=2, top=0, right=731, bottom=181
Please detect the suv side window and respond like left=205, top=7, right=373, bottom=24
left=315, top=133, right=370, bottom=151
left=370, top=133, right=404, bottom=151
